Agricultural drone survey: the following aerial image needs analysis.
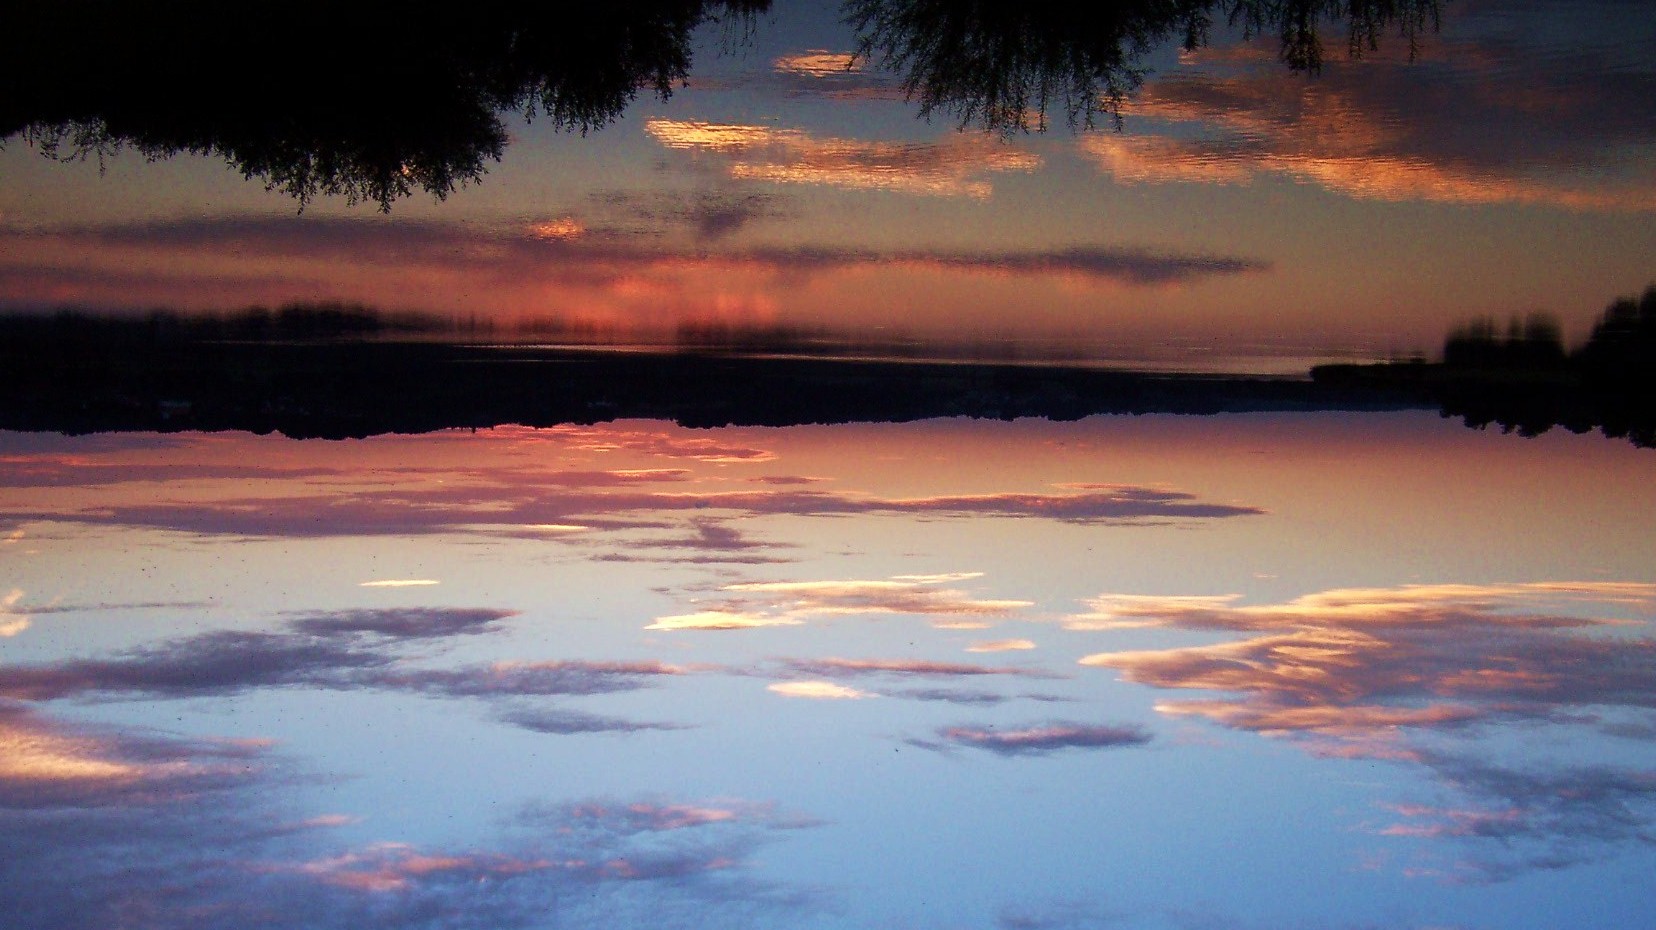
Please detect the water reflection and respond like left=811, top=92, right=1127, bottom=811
left=2, top=415, right=1653, bottom=927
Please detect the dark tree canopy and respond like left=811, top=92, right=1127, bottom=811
left=848, top=0, right=1442, bottom=132
left=1, top=1, right=770, bottom=209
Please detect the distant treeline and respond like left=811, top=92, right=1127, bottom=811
left=1442, top=313, right=1565, bottom=369
left=1441, top=286, right=1656, bottom=387
left=1316, top=285, right=1656, bottom=447
left=0, top=303, right=477, bottom=344
left=1, top=305, right=1109, bottom=363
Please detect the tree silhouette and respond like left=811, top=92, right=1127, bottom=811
left=2, top=1, right=769, bottom=209
left=847, top=0, right=1441, bottom=133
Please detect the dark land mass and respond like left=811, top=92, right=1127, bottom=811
left=8, top=290, right=1652, bottom=443
left=0, top=332, right=1429, bottom=440
left=1314, top=361, right=1656, bottom=449
left=1314, top=286, right=1656, bottom=448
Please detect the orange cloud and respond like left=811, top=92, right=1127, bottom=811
left=528, top=217, right=585, bottom=241
left=1083, top=44, right=1656, bottom=211
left=772, top=50, right=861, bottom=78
left=645, top=119, right=1039, bottom=197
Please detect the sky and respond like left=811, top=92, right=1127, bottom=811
left=3, top=0, right=1654, bottom=367
left=2, top=412, right=1655, bottom=929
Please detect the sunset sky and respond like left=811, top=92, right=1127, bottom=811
left=3, top=0, right=1653, bottom=367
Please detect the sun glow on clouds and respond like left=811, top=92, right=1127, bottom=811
left=645, top=119, right=1040, bottom=197
left=1085, top=43, right=1656, bottom=212
left=767, top=681, right=874, bottom=700
left=772, top=50, right=861, bottom=78
left=529, top=218, right=585, bottom=240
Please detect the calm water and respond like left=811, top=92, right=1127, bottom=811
left=4, top=412, right=1654, bottom=929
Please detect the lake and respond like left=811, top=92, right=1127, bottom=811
left=3, top=412, right=1653, bottom=929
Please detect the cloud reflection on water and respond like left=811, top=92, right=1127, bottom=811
left=2, top=700, right=817, bottom=929
left=1076, top=581, right=1656, bottom=878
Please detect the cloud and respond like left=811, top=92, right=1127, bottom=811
left=772, top=51, right=862, bottom=79
left=275, top=843, right=554, bottom=893
left=1086, top=17, right=1656, bottom=211
left=0, top=456, right=346, bottom=488
left=619, top=517, right=792, bottom=557
left=645, top=119, right=1040, bottom=198
left=284, top=607, right=517, bottom=640
left=1, top=704, right=821, bottom=930
left=5, top=444, right=1261, bottom=543
left=1075, top=581, right=1656, bottom=877
left=0, top=630, right=394, bottom=701
left=779, top=657, right=1056, bottom=680
left=967, top=639, right=1036, bottom=653
left=651, top=573, right=1032, bottom=631
left=0, top=607, right=689, bottom=724
left=727, top=575, right=1031, bottom=615
left=1076, top=582, right=1656, bottom=737
left=587, top=188, right=788, bottom=243
left=687, top=49, right=904, bottom=101
left=745, top=475, right=825, bottom=486
left=543, top=426, right=778, bottom=463
left=0, top=703, right=270, bottom=809
left=1379, top=750, right=1656, bottom=883
left=766, top=681, right=875, bottom=700
left=2, top=210, right=1265, bottom=314
left=364, top=660, right=686, bottom=699
left=914, top=722, right=1152, bottom=757
left=0, top=589, right=28, bottom=637
left=891, top=687, right=1009, bottom=706
left=491, top=706, right=690, bottom=735
left=646, top=611, right=802, bottom=631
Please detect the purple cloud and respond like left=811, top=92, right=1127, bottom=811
left=913, top=722, right=1152, bottom=757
